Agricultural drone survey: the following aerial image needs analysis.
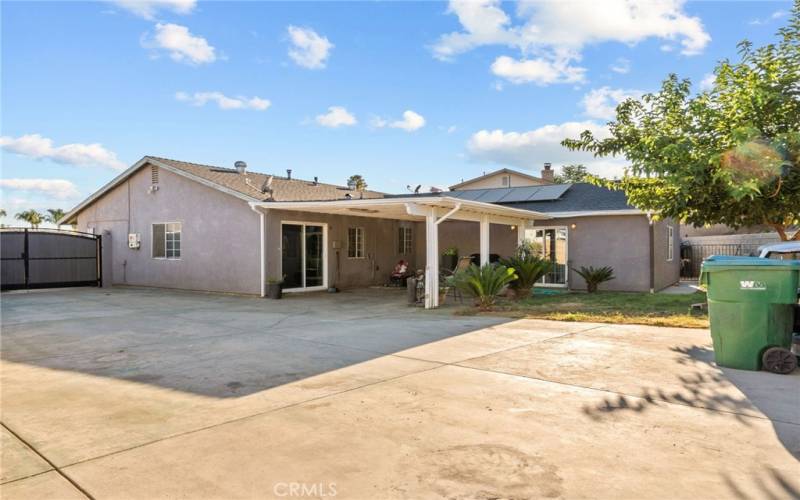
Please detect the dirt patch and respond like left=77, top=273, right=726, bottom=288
left=411, top=444, right=563, bottom=499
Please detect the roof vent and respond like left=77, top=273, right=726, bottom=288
left=286, top=169, right=292, bottom=180
left=234, top=161, right=247, bottom=174
left=313, top=176, right=318, bottom=186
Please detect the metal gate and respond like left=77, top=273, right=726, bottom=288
left=1, top=228, right=101, bottom=291
left=680, top=242, right=761, bottom=279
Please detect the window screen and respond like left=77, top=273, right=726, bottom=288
left=153, top=222, right=181, bottom=259
left=348, top=227, right=364, bottom=258
left=398, top=227, right=412, bottom=255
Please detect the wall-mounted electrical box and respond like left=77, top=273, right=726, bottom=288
left=128, top=233, right=141, bottom=249
left=332, top=240, right=341, bottom=249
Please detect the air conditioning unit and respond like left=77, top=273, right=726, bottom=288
left=128, top=233, right=141, bottom=249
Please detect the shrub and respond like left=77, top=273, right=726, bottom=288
left=499, top=254, right=551, bottom=299
left=453, top=263, right=517, bottom=310
left=573, top=266, right=615, bottom=293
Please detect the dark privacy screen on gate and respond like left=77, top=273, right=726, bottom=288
left=0, top=229, right=100, bottom=290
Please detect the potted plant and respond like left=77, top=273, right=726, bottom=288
left=266, top=277, right=283, bottom=299
left=441, top=247, right=459, bottom=272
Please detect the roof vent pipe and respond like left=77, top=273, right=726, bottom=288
left=313, top=176, right=318, bottom=185
left=235, top=161, right=247, bottom=174
left=286, top=169, right=292, bottom=180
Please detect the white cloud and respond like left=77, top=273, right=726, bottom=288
left=143, top=23, right=216, bottom=65
left=490, top=55, right=586, bottom=85
left=112, top=0, right=196, bottom=20
left=315, top=106, right=357, bottom=128
left=610, top=57, right=631, bottom=74
left=372, top=110, right=426, bottom=132
left=0, top=179, right=80, bottom=200
left=750, top=10, right=787, bottom=25
left=433, top=0, right=709, bottom=85
left=466, top=121, right=628, bottom=178
left=581, top=87, right=643, bottom=120
left=699, top=73, right=716, bottom=91
left=175, top=91, right=270, bottom=111
left=287, top=26, right=333, bottom=69
left=0, top=134, right=126, bottom=170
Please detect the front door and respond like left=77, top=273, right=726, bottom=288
left=281, top=223, right=327, bottom=291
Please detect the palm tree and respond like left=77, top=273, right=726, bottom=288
left=15, top=209, right=44, bottom=229
left=347, top=174, right=367, bottom=191
left=46, top=208, right=66, bottom=228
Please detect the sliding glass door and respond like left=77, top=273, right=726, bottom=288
left=281, top=223, right=327, bottom=290
left=526, top=227, right=568, bottom=286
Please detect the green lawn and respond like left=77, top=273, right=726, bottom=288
left=456, top=290, right=709, bottom=328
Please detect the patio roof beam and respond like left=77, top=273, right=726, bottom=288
left=435, top=203, right=461, bottom=225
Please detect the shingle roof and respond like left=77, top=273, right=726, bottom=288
left=498, top=183, right=634, bottom=213
left=149, top=156, right=385, bottom=202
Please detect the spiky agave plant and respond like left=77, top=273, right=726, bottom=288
left=573, top=265, right=615, bottom=293
left=453, top=263, right=517, bottom=310
left=500, top=254, right=551, bottom=299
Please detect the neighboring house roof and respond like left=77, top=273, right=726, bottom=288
left=449, top=168, right=547, bottom=190
left=61, top=156, right=384, bottom=224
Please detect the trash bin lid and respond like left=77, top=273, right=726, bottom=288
left=701, top=255, right=800, bottom=270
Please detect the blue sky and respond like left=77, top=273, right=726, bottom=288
left=0, top=0, right=792, bottom=225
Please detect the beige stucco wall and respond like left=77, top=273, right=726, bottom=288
left=543, top=215, right=648, bottom=292
left=453, top=172, right=546, bottom=190
left=75, top=166, right=262, bottom=294
left=436, top=221, right=518, bottom=262
left=264, top=210, right=420, bottom=289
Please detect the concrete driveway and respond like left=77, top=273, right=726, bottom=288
left=1, top=287, right=798, bottom=499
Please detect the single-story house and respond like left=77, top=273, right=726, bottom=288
left=60, top=157, right=680, bottom=307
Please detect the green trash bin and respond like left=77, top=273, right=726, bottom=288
left=700, top=255, right=800, bottom=372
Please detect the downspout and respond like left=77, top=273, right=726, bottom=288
left=435, top=203, right=462, bottom=225
left=647, top=212, right=655, bottom=294
left=250, top=203, right=266, bottom=297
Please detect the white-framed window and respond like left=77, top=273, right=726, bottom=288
left=398, top=226, right=413, bottom=255
left=153, top=222, right=181, bottom=259
left=501, top=175, right=511, bottom=187
left=667, top=225, right=674, bottom=261
left=348, top=227, right=365, bottom=259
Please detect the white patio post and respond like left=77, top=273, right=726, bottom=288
left=517, top=219, right=527, bottom=246
left=479, top=215, right=490, bottom=267
left=425, top=207, right=439, bottom=309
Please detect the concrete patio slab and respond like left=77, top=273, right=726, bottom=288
left=0, top=428, right=51, bottom=483
left=64, top=364, right=799, bottom=499
left=0, top=471, right=86, bottom=500
left=460, top=323, right=800, bottom=427
left=1, top=287, right=798, bottom=499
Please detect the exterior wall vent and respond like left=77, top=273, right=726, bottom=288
left=151, top=165, right=159, bottom=184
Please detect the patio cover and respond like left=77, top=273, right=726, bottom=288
left=250, top=196, right=551, bottom=308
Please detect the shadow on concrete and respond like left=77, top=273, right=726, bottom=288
left=581, top=343, right=800, bottom=462
left=1, top=287, right=509, bottom=399
left=721, top=467, right=800, bottom=499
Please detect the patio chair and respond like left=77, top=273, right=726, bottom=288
left=441, top=256, right=472, bottom=303
left=389, top=260, right=412, bottom=287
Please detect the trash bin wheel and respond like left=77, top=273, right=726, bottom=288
left=761, top=347, right=798, bottom=375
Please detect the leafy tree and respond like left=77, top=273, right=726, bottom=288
left=554, top=164, right=589, bottom=184
left=15, top=209, right=43, bottom=228
left=45, top=208, right=66, bottom=227
left=347, top=174, right=367, bottom=191
left=562, top=3, right=800, bottom=240
left=0, top=209, right=6, bottom=218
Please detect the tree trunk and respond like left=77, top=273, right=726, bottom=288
left=768, top=223, right=800, bottom=241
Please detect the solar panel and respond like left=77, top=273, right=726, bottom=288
left=443, top=184, right=571, bottom=204
left=497, top=186, right=542, bottom=203
left=526, top=184, right=571, bottom=201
